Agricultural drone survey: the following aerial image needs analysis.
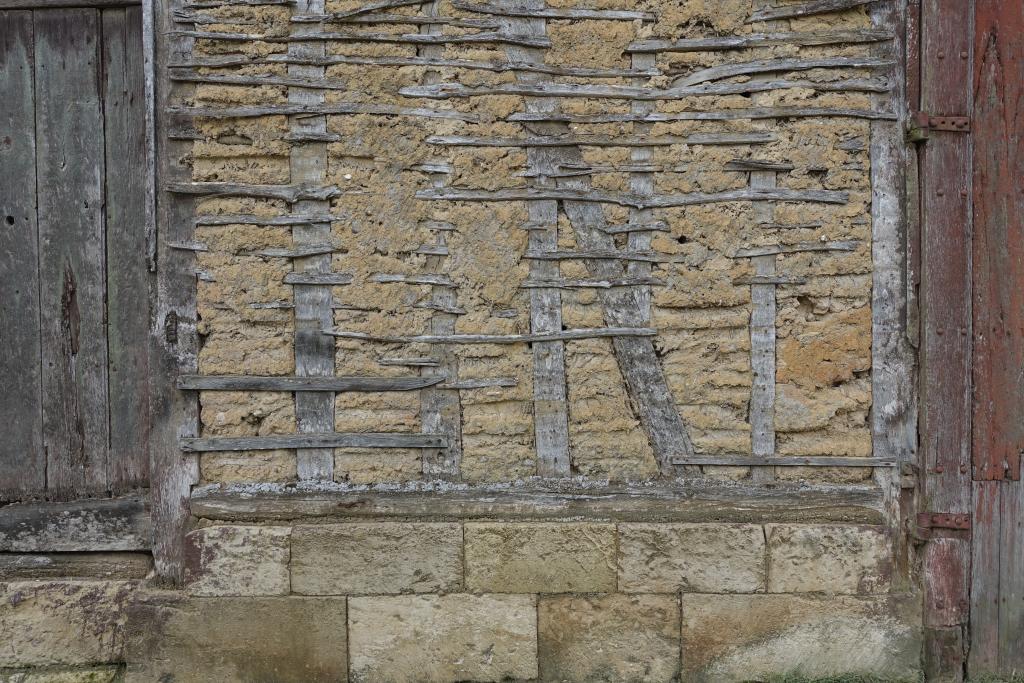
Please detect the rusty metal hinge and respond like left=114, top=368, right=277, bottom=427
left=917, top=512, right=971, bottom=530
left=907, top=113, right=971, bottom=141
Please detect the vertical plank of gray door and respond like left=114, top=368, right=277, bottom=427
left=35, top=9, right=110, bottom=498
left=103, top=5, right=151, bottom=491
left=0, top=11, right=44, bottom=501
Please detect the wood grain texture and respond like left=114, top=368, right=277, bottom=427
left=181, top=432, right=447, bottom=452
left=189, top=481, right=887, bottom=524
left=0, top=0, right=139, bottom=7
left=748, top=0, right=880, bottom=23
left=418, top=186, right=848, bottom=207
left=0, top=496, right=151, bottom=551
left=0, top=551, right=152, bottom=579
left=177, top=374, right=443, bottom=392
left=35, top=9, right=110, bottom=499
left=148, top=0, right=200, bottom=581
left=417, top=0, right=462, bottom=481
left=0, top=11, right=44, bottom=500
left=103, top=5, right=151, bottom=491
left=971, top=0, right=1024, bottom=482
left=503, top=3, right=569, bottom=477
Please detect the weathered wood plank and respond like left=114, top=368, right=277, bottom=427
left=732, top=240, right=859, bottom=257
left=971, top=0, right=1023, bottom=482
left=519, top=277, right=666, bottom=289
left=0, top=496, right=151, bottom=551
left=969, top=480, right=1001, bottom=675
left=0, top=0, right=139, bottom=7
left=169, top=71, right=348, bottom=90
left=189, top=481, right=888, bottom=525
left=327, top=327, right=656, bottom=344
left=291, top=12, right=497, bottom=27
left=522, top=250, right=683, bottom=263
left=508, top=107, right=897, bottom=123
left=172, top=53, right=656, bottom=79
left=173, top=28, right=550, bottom=48
left=426, top=132, right=776, bottom=147
left=452, top=0, right=653, bottom=21
left=418, top=187, right=849, bottom=207
left=673, top=56, right=892, bottom=87
left=504, top=2, right=569, bottom=478
left=149, top=0, right=201, bottom=581
left=626, top=30, right=893, bottom=53
left=290, top=0, right=336, bottom=482
left=35, top=9, right=110, bottom=498
left=181, top=432, right=447, bottom=451
left=170, top=101, right=479, bottom=121
left=400, top=78, right=890, bottom=100
left=672, top=455, right=896, bottom=467
left=177, top=374, right=443, bottom=391
left=998, top=478, right=1024, bottom=672
left=195, top=213, right=336, bottom=226
left=0, top=11, right=44, bottom=501
left=167, top=181, right=341, bottom=201
left=416, top=0, right=462, bottom=482
left=748, top=0, right=880, bottom=23
left=749, top=170, right=778, bottom=482
left=0, top=552, right=153, bottom=579
left=103, top=5, right=151, bottom=491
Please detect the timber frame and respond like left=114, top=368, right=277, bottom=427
left=144, top=0, right=916, bottom=594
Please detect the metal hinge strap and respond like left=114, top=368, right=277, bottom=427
left=908, top=113, right=971, bottom=141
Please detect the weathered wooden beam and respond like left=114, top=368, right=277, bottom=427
left=169, top=71, right=348, bottom=90
left=453, top=0, right=653, bottom=21
left=748, top=0, right=880, bottom=23
left=254, top=244, right=344, bottom=258
left=195, top=213, right=337, bottom=226
left=167, top=182, right=341, bottom=201
left=732, top=240, right=859, bottom=257
left=189, top=481, right=888, bottom=524
left=520, top=277, right=666, bottom=289
left=173, top=29, right=550, bottom=47
left=522, top=250, right=682, bottom=263
left=401, top=78, right=890, bottom=100
left=427, top=132, right=776, bottom=147
left=726, top=159, right=796, bottom=171
left=379, top=357, right=439, bottom=367
left=673, top=56, right=892, bottom=87
left=283, top=272, right=353, bottom=285
left=0, top=0, right=139, bottom=7
left=733, top=275, right=808, bottom=285
left=183, top=0, right=290, bottom=6
left=0, top=497, right=151, bottom=552
left=168, top=102, right=478, bottom=121
left=174, top=52, right=656, bottom=78
left=324, top=0, right=425, bottom=18
left=626, top=29, right=892, bottom=53
left=370, top=273, right=456, bottom=287
left=0, top=552, right=153, bottom=579
left=671, top=455, right=897, bottom=467
left=437, top=377, right=517, bottom=390
left=508, top=107, right=897, bottom=123
left=292, top=13, right=497, bottom=27
left=326, top=327, right=656, bottom=344
left=603, top=221, right=669, bottom=234
left=177, top=374, right=444, bottom=391
left=181, top=432, right=447, bottom=451
left=418, top=186, right=849, bottom=208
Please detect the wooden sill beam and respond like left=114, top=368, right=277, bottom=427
left=189, top=482, right=887, bottom=524
left=0, top=496, right=151, bottom=552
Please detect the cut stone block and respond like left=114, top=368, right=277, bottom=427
left=767, top=524, right=892, bottom=593
left=348, top=594, right=537, bottom=683
left=618, top=523, right=766, bottom=593
left=183, top=524, right=290, bottom=596
left=539, top=593, right=680, bottom=682
left=125, top=594, right=348, bottom=682
left=291, top=523, right=462, bottom=594
left=681, top=593, right=922, bottom=682
left=0, top=581, right=136, bottom=667
left=464, top=523, right=616, bottom=593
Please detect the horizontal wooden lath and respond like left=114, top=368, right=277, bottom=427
left=177, top=374, right=444, bottom=392
left=0, top=0, right=139, bottom=8
left=180, top=432, right=448, bottom=451
left=672, top=455, right=898, bottom=467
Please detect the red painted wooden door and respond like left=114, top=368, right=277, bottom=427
left=917, top=0, right=1023, bottom=678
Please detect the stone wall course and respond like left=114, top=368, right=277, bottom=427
left=183, top=524, right=290, bottom=596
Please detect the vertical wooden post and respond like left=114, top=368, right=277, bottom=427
left=148, top=0, right=200, bottom=582
left=418, top=0, right=463, bottom=480
left=919, top=0, right=973, bottom=677
left=290, top=0, right=335, bottom=482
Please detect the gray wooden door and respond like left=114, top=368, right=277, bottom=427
left=0, top=3, right=150, bottom=502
